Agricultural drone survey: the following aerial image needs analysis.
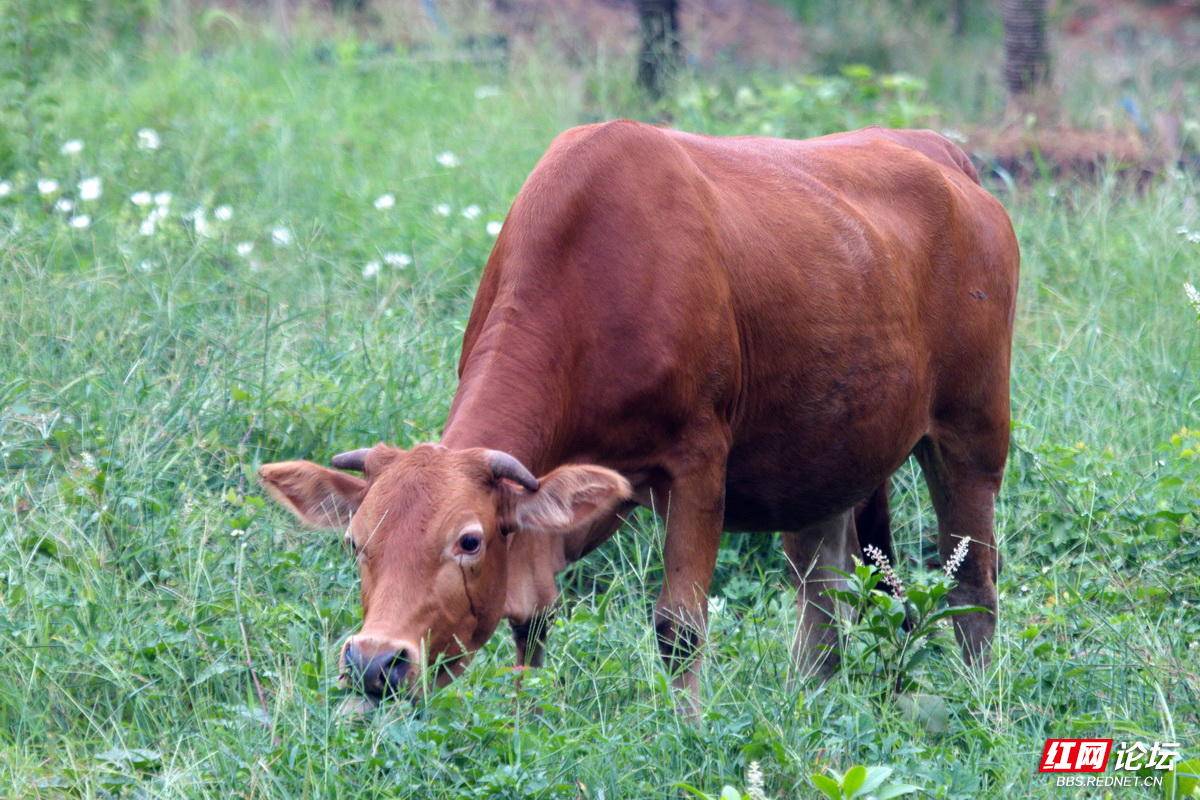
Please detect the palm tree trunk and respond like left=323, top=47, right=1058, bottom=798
left=951, top=0, right=968, bottom=37
left=636, top=0, right=681, bottom=98
left=1002, top=0, right=1050, bottom=95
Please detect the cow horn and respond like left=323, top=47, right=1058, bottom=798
left=484, top=450, right=539, bottom=491
left=331, top=448, right=371, bottom=471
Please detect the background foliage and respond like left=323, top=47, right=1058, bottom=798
left=1, top=2, right=1197, bottom=797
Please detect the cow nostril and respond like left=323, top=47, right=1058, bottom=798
left=343, top=643, right=365, bottom=677
left=384, top=649, right=410, bottom=690
left=344, top=642, right=413, bottom=698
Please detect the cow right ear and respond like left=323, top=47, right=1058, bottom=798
left=507, top=464, right=632, bottom=535
left=259, top=460, right=367, bottom=529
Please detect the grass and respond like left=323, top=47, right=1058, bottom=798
left=1, top=18, right=1199, bottom=800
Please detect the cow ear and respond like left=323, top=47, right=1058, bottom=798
left=508, top=465, right=631, bottom=534
left=259, top=460, right=367, bottom=529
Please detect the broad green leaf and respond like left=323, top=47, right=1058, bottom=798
left=857, top=765, right=893, bottom=795
left=897, top=693, right=950, bottom=733
left=925, top=605, right=988, bottom=625
left=1166, top=758, right=1200, bottom=800
left=842, top=765, right=867, bottom=796
left=810, top=773, right=842, bottom=799
left=874, top=783, right=922, bottom=799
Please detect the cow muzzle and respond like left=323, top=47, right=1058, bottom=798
left=342, top=635, right=420, bottom=700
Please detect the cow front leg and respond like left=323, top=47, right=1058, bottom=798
left=782, top=510, right=858, bottom=681
left=511, top=611, right=553, bottom=668
left=652, top=462, right=726, bottom=718
left=508, top=507, right=630, bottom=671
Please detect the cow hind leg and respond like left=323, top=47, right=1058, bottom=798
left=854, top=479, right=895, bottom=572
left=854, top=479, right=914, bottom=631
left=782, top=509, right=858, bottom=680
left=913, top=428, right=1006, bottom=665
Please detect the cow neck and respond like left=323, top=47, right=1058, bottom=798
left=440, top=322, right=569, bottom=476
left=441, top=328, right=571, bottom=623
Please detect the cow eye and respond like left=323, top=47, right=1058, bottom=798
left=457, top=532, right=482, bottom=554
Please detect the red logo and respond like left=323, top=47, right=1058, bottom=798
left=1039, top=739, right=1113, bottom=773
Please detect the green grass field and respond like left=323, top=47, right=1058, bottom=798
left=1, top=15, right=1198, bottom=800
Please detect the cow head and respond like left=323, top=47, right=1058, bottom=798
left=258, top=444, right=630, bottom=703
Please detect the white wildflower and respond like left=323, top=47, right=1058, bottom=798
left=0, top=180, right=11, bottom=197
left=864, top=543, right=905, bottom=598
left=474, top=85, right=501, bottom=100
left=131, top=190, right=153, bottom=207
left=383, top=252, right=411, bottom=268
left=435, top=151, right=460, bottom=168
left=137, top=128, right=162, bottom=151
left=69, top=214, right=91, bottom=229
left=137, top=260, right=154, bottom=273
left=944, top=535, right=972, bottom=578
left=55, top=198, right=75, bottom=213
left=60, top=139, right=83, bottom=156
left=374, top=193, right=395, bottom=210
left=1176, top=226, right=1200, bottom=244
left=139, top=206, right=168, bottom=237
left=154, top=191, right=172, bottom=207
left=746, top=761, right=767, bottom=800
left=188, top=206, right=212, bottom=237
left=461, top=204, right=481, bottom=220
left=78, top=176, right=102, bottom=201
left=271, top=227, right=292, bottom=246
left=362, top=260, right=381, bottom=279
left=236, top=241, right=254, bottom=257
left=486, top=220, right=502, bottom=236
left=1185, top=282, right=1200, bottom=315
left=214, top=204, right=233, bottom=221
left=434, top=203, right=451, bottom=217
left=37, top=178, right=59, bottom=196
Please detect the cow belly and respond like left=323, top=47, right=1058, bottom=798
left=722, top=449, right=887, bottom=531
left=722, top=432, right=912, bottom=531
left=720, top=363, right=929, bottom=532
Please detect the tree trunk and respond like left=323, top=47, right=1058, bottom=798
left=1001, top=0, right=1050, bottom=95
left=636, top=0, right=681, bottom=99
left=951, top=0, right=967, bottom=37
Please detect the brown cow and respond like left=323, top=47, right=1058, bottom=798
left=260, top=121, right=1019, bottom=712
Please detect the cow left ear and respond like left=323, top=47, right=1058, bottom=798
left=508, top=465, right=632, bottom=534
left=259, top=460, right=367, bottom=529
